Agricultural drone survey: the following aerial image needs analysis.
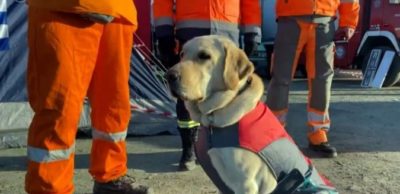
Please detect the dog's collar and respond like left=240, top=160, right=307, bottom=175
left=238, top=77, right=252, bottom=95
left=206, top=77, right=252, bottom=128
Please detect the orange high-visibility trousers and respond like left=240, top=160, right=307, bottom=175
left=25, top=7, right=136, bottom=194
left=266, top=17, right=335, bottom=133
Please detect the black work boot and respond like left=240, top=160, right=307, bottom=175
left=93, top=175, right=153, bottom=194
left=309, top=142, right=337, bottom=158
left=308, top=129, right=337, bottom=158
left=178, top=127, right=199, bottom=171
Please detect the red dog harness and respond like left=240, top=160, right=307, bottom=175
left=195, top=102, right=336, bottom=194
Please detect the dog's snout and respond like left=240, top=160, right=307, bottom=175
left=166, top=70, right=182, bottom=98
left=166, top=70, right=180, bottom=83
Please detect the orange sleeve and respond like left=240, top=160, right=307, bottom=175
left=27, top=0, right=137, bottom=25
left=240, top=0, right=262, bottom=41
left=338, top=0, right=360, bottom=29
left=153, top=0, right=174, bottom=38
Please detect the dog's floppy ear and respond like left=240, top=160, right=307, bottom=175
left=223, top=45, right=254, bottom=90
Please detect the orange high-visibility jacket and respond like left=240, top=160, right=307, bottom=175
left=27, top=0, right=137, bottom=26
left=153, top=0, right=261, bottom=40
left=276, top=0, right=360, bottom=28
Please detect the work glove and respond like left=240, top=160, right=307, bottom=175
left=334, top=27, right=355, bottom=41
left=157, top=36, right=179, bottom=68
left=243, top=33, right=259, bottom=56
left=81, top=13, right=114, bottom=24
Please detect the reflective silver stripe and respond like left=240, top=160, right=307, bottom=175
left=308, top=112, right=330, bottom=131
left=176, top=20, right=210, bottom=28
left=307, top=112, right=330, bottom=123
left=92, top=128, right=127, bottom=142
left=308, top=112, right=331, bottom=131
left=310, top=123, right=330, bottom=131
left=176, top=20, right=239, bottom=31
left=241, top=25, right=261, bottom=34
left=27, top=143, right=75, bottom=163
left=259, top=138, right=327, bottom=185
left=177, top=120, right=200, bottom=128
left=154, top=17, right=174, bottom=27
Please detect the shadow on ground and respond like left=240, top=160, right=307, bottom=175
left=0, top=149, right=183, bottom=173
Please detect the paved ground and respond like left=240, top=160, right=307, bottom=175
left=0, top=74, right=399, bottom=194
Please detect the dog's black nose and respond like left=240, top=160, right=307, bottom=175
left=166, top=70, right=180, bottom=83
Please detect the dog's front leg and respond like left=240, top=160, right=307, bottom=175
left=208, top=148, right=278, bottom=194
left=184, top=101, right=202, bottom=123
left=198, top=90, right=237, bottom=115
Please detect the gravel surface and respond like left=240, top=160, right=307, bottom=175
left=1, top=77, right=399, bottom=194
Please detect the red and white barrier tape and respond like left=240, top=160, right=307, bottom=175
left=130, top=103, right=176, bottom=118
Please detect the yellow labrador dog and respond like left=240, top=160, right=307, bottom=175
left=166, top=35, right=336, bottom=194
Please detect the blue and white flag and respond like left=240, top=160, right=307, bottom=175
left=0, top=0, right=9, bottom=50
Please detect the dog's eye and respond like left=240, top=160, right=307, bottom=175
left=198, top=51, right=211, bottom=60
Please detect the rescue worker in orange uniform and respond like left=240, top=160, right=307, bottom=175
left=266, top=0, right=360, bottom=158
left=25, top=1, right=152, bottom=194
left=153, top=0, right=262, bottom=171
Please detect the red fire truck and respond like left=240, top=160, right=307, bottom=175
left=260, top=0, right=400, bottom=87
left=352, top=0, right=400, bottom=87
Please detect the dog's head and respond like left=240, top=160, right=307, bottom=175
left=166, top=35, right=254, bottom=102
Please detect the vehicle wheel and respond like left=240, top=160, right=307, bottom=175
left=361, top=46, right=400, bottom=87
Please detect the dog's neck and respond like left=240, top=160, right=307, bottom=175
left=237, top=77, right=253, bottom=95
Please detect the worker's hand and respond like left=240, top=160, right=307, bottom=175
left=157, top=36, right=179, bottom=68
left=81, top=13, right=114, bottom=24
left=335, top=27, right=356, bottom=41
left=243, top=33, right=259, bottom=56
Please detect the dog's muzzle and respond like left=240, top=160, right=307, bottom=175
left=166, top=70, right=182, bottom=98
